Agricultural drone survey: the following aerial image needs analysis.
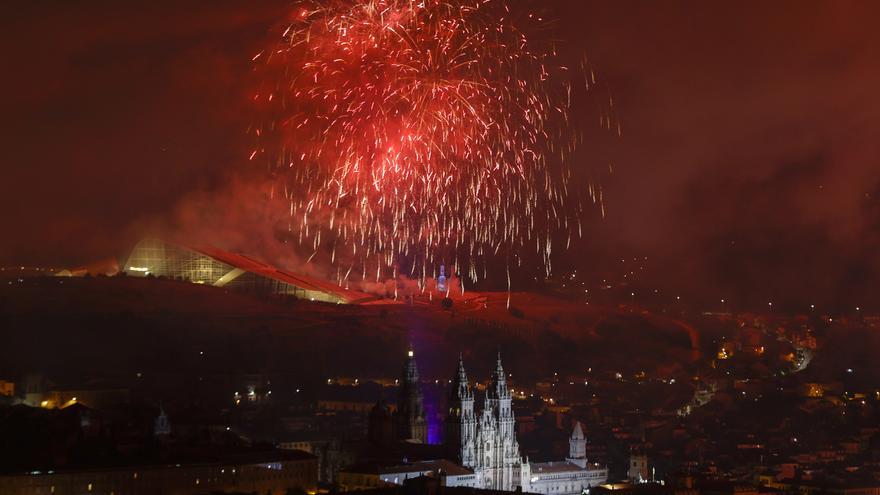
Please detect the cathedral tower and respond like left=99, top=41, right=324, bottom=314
left=446, top=354, right=476, bottom=467
left=393, top=348, right=428, bottom=443
left=475, top=353, right=523, bottom=491
left=486, top=353, right=514, bottom=437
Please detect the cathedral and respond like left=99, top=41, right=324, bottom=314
left=372, top=350, right=608, bottom=493
left=445, top=353, right=530, bottom=491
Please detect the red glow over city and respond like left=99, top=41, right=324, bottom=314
left=1, top=2, right=879, bottom=495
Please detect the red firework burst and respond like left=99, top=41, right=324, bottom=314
left=251, top=0, right=611, bottom=288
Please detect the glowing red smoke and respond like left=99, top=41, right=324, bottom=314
left=252, top=0, right=610, bottom=287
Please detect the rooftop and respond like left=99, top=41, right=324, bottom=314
left=531, top=461, right=604, bottom=474
left=342, top=459, right=473, bottom=477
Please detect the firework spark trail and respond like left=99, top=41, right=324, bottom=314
left=252, top=0, right=613, bottom=289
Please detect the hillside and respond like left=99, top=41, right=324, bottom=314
left=0, top=276, right=701, bottom=386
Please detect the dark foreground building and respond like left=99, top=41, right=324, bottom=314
left=0, top=450, right=317, bottom=495
left=339, top=475, right=527, bottom=495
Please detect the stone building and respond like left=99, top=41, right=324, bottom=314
left=367, top=351, right=608, bottom=493
left=392, top=349, right=428, bottom=443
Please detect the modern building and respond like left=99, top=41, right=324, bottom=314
left=123, top=238, right=373, bottom=304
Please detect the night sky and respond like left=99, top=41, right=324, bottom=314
left=3, top=1, right=879, bottom=308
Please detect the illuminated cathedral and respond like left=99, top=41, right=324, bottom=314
left=377, top=350, right=608, bottom=493
left=445, top=353, right=530, bottom=491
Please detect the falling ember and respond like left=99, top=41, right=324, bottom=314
left=252, top=0, right=614, bottom=286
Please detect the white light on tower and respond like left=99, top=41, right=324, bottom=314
left=408, top=350, right=414, bottom=358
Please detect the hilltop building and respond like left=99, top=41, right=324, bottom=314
left=123, top=238, right=373, bottom=304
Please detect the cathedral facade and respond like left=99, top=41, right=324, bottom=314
left=445, top=354, right=530, bottom=491
left=375, top=351, right=607, bottom=493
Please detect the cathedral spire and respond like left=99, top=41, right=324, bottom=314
left=457, top=353, right=467, bottom=381
left=450, top=353, right=472, bottom=401
left=487, top=352, right=510, bottom=401
left=572, top=421, right=584, bottom=440
left=446, top=353, right=476, bottom=468
left=494, top=352, right=505, bottom=381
